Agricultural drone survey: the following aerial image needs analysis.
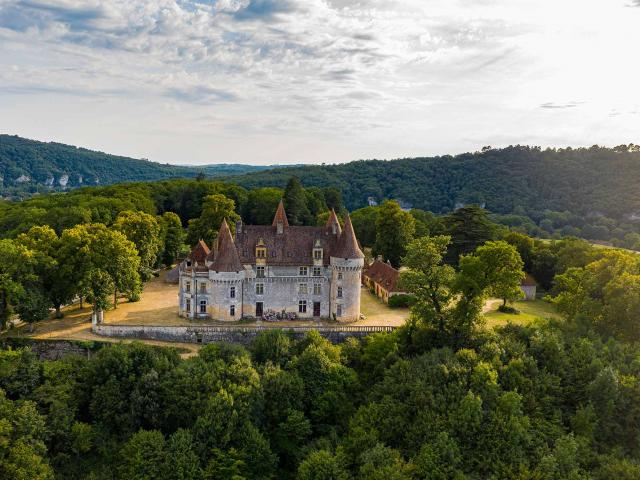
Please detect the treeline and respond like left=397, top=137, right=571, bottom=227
left=0, top=134, right=284, bottom=199
left=226, top=145, right=640, bottom=245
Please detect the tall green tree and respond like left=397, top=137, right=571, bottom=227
left=373, top=201, right=415, bottom=267
left=284, top=177, right=312, bottom=226
left=0, top=239, right=32, bottom=329
left=243, top=188, right=283, bottom=225
left=114, top=210, right=162, bottom=278
left=459, top=241, right=525, bottom=306
left=443, top=205, right=497, bottom=265
left=351, top=206, right=378, bottom=248
left=160, top=212, right=186, bottom=266
left=187, top=194, right=240, bottom=246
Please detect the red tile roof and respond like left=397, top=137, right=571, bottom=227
left=521, top=273, right=537, bottom=286
left=364, top=259, right=402, bottom=292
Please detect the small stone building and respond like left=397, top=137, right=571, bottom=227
left=363, top=259, right=404, bottom=303
left=521, top=273, right=537, bottom=301
left=178, top=202, right=364, bottom=322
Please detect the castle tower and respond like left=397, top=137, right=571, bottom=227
left=208, top=219, right=244, bottom=321
left=330, top=214, right=364, bottom=322
left=179, top=239, right=210, bottom=318
left=272, top=199, right=289, bottom=234
left=325, top=209, right=342, bottom=235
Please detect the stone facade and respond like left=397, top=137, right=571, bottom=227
left=179, top=203, right=365, bottom=322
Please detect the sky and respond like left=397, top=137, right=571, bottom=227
left=0, top=0, right=639, bottom=166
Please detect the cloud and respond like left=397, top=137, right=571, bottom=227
left=540, top=101, right=584, bottom=110
left=0, top=0, right=106, bottom=32
left=164, top=85, right=238, bottom=104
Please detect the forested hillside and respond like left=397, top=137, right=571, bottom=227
left=227, top=144, right=640, bottom=218
left=0, top=135, right=281, bottom=198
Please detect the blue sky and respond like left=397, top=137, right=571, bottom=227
left=0, top=0, right=639, bottom=165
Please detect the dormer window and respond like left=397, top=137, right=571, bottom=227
left=256, top=238, right=267, bottom=259
left=186, top=260, right=192, bottom=267
left=313, top=248, right=323, bottom=260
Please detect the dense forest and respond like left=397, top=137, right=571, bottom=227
left=3, top=233, right=640, bottom=479
left=0, top=135, right=282, bottom=198
left=2, top=173, right=640, bottom=478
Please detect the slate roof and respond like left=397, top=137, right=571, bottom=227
left=325, top=209, right=342, bottom=235
left=272, top=199, right=289, bottom=227
left=235, top=225, right=340, bottom=266
left=209, top=219, right=243, bottom=272
left=187, top=239, right=210, bottom=263
left=333, top=214, right=364, bottom=259
left=185, top=204, right=364, bottom=271
left=364, top=260, right=402, bottom=293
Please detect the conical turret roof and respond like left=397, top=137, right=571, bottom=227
left=333, top=214, right=364, bottom=259
left=188, top=239, right=210, bottom=263
left=209, top=219, right=243, bottom=272
left=325, top=209, right=342, bottom=235
left=272, top=199, right=289, bottom=227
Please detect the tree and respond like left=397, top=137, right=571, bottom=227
left=297, top=450, right=348, bottom=480
left=284, top=177, right=312, bottom=226
left=0, top=239, right=32, bottom=329
left=16, top=226, right=73, bottom=318
left=163, top=429, right=202, bottom=480
left=399, top=236, right=455, bottom=335
left=373, top=201, right=415, bottom=267
left=323, top=187, right=343, bottom=212
left=187, top=194, right=240, bottom=246
left=117, top=429, right=166, bottom=480
left=459, top=241, right=525, bottom=306
left=351, top=206, right=378, bottom=248
left=160, top=212, right=186, bottom=266
left=85, top=269, right=114, bottom=313
left=14, top=289, right=50, bottom=332
left=443, top=205, right=496, bottom=265
left=243, top=188, right=283, bottom=225
left=114, top=210, right=163, bottom=278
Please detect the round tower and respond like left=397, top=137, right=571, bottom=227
left=208, top=219, right=245, bottom=322
left=329, top=214, right=364, bottom=322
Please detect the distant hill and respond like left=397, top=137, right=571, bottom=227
left=226, top=145, right=640, bottom=219
left=0, top=135, right=286, bottom=198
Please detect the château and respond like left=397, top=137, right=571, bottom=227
left=178, top=201, right=364, bottom=321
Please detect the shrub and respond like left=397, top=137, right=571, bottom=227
left=388, top=294, right=416, bottom=308
left=498, top=304, right=520, bottom=314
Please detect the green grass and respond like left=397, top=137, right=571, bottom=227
left=484, top=299, right=562, bottom=329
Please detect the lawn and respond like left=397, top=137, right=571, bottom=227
left=484, top=299, right=562, bottom=329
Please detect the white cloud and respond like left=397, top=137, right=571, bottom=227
left=0, top=0, right=638, bottom=165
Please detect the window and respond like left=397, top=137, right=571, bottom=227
left=313, top=249, right=322, bottom=260
left=336, top=304, right=342, bottom=317
left=256, top=266, right=265, bottom=278
left=313, top=267, right=322, bottom=277
left=199, top=282, right=206, bottom=294
left=338, top=272, right=343, bottom=280
left=256, top=247, right=266, bottom=258
left=337, top=286, right=343, bottom=298
left=299, top=283, right=308, bottom=294
left=199, top=300, right=207, bottom=313
left=299, top=300, right=307, bottom=313
left=256, top=283, right=264, bottom=295
left=186, top=260, right=192, bottom=267
left=185, top=299, right=191, bottom=312
left=230, top=286, right=236, bottom=298
left=185, top=281, right=191, bottom=293
left=230, top=305, right=235, bottom=316
left=299, top=266, right=308, bottom=276
left=313, top=283, right=321, bottom=295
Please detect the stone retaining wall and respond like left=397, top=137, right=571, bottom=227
left=92, top=324, right=396, bottom=345
left=0, top=338, right=103, bottom=360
